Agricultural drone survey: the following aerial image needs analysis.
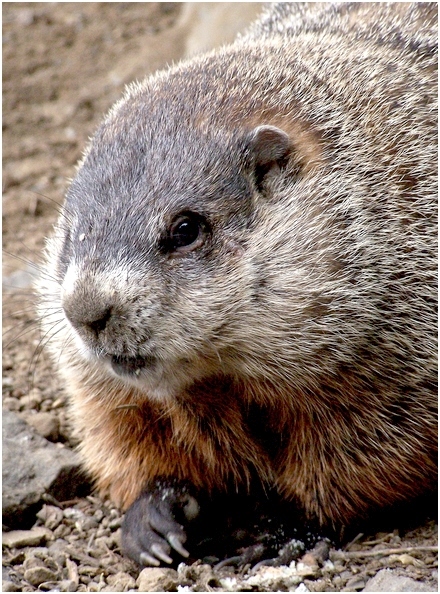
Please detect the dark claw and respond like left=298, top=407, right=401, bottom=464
left=251, top=557, right=280, bottom=572
left=151, top=543, right=173, bottom=564
left=214, top=543, right=267, bottom=570
left=214, top=555, right=244, bottom=570
left=139, top=551, right=161, bottom=567
left=168, top=532, right=190, bottom=558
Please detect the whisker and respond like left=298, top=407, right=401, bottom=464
left=27, top=319, right=71, bottom=396
left=34, top=316, right=67, bottom=354
left=29, top=189, right=76, bottom=225
left=3, top=252, right=62, bottom=286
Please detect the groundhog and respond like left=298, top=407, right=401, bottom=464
left=38, top=2, right=437, bottom=567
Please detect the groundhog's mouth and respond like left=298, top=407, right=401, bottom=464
left=109, top=355, right=156, bottom=377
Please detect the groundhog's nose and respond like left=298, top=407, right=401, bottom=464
left=82, top=307, right=113, bottom=337
left=63, top=297, right=113, bottom=339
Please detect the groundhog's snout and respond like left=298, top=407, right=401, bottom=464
left=63, top=292, right=155, bottom=377
left=61, top=263, right=128, bottom=344
left=61, top=276, right=156, bottom=377
left=62, top=286, right=116, bottom=342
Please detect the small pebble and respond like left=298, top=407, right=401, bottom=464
left=296, top=561, right=321, bottom=578
left=24, top=566, right=58, bottom=587
left=2, top=527, right=50, bottom=548
left=48, top=541, right=68, bottom=567
left=76, top=517, right=99, bottom=532
left=397, top=553, right=421, bottom=566
left=63, top=508, right=86, bottom=521
left=37, top=504, right=64, bottom=530
left=136, top=567, right=179, bottom=592
left=53, top=524, right=71, bottom=539
left=94, top=535, right=116, bottom=551
left=20, top=389, right=43, bottom=409
left=80, top=575, right=91, bottom=585
left=301, top=552, right=321, bottom=568
left=60, top=579, right=79, bottom=592
left=3, top=397, right=20, bottom=411
left=106, top=571, right=136, bottom=591
left=78, top=565, right=100, bottom=577
left=2, top=580, right=22, bottom=592
left=94, top=509, right=104, bottom=522
left=23, top=555, right=46, bottom=570
left=342, top=575, right=366, bottom=591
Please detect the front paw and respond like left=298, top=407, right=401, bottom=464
left=121, top=478, right=200, bottom=566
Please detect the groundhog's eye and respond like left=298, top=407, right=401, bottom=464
left=165, top=212, right=209, bottom=255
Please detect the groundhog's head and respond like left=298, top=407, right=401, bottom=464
left=40, top=51, right=339, bottom=402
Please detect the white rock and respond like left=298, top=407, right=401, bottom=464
left=363, top=568, right=435, bottom=592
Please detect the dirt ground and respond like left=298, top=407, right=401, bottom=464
left=2, top=2, right=438, bottom=592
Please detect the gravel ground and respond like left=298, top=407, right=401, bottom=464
left=3, top=3, right=438, bottom=592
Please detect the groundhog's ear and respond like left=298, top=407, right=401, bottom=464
left=247, top=125, right=292, bottom=190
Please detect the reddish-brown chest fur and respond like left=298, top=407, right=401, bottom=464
left=69, top=368, right=437, bottom=527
